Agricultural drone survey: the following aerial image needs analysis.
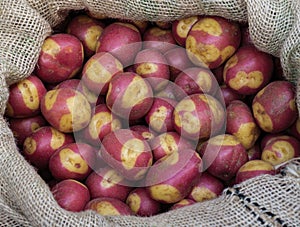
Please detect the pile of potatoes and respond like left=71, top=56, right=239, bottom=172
left=5, top=11, right=300, bottom=216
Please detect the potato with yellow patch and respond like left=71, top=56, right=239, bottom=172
left=85, top=167, right=132, bottom=201
left=85, top=197, right=133, bottom=216
left=169, top=199, right=196, bottom=211
left=80, top=104, right=122, bottom=147
left=81, top=52, right=123, bottom=95
left=49, top=142, right=96, bottom=180
left=252, top=81, right=297, bottom=133
left=100, top=129, right=153, bottom=181
left=35, top=34, right=84, bottom=84
left=226, top=100, right=261, bottom=149
left=134, top=48, right=170, bottom=91
left=235, top=160, right=275, bottom=184
left=6, top=75, right=47, bottom=118
left=126, top=188, right=161, bottom=216
left=187, top=172, right=224, bottom=202
left=96, top=22, right=142, bottom=66
left=199, top=134, right=249, bottom=181
left=41, top=88, right=91, bottom=133
left=67, top=14, right=105, bottom=58
left=223, top=46, right=273, bottom=95
left=23, top=126, right=74, bottom=170
left=130, top=125, right=157, bottom=141
left=173, top=93, right=225, bottom=140
left=186, top=16, right=241, bottom=69
left=261, top=135, right=300, bottom=166
left=146, top=149, right=202, bottom=204
left=106, top=72, right=153, bottom=120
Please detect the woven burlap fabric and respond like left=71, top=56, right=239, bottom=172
left=0, top=0, right=300, bottom=226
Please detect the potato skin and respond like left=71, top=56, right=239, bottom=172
left=169, top=199, right=196, bottom=210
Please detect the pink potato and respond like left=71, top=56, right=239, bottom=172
left=6, top=75, right=47, bottom=118
left=145, top=98, right=177, bottom=133
left=35, top=33, right=84, bottom=84
left=49, top=142, right=96, bottom=181
left=173, top=93, right=225, bottom=140
left=85, top=167, right=132, bottom=201
left=146, top=149, right=202, bottom=204
left=143, top=27, right=177, bottom=53
left=130, top=125, right=157, bottom=141
left=81, top=52, right=123, bottom=95
left=106, top=72, right=153, bottom=121
left=252, top=81, right=297, bottom=133
left=199, top=134, right=249, bottom=181
left=9, top=115, right=47, bottom=147
left=223, top=45, right=274, bottom=95
left=67, top=14, right=105, bottom=58
left=51, top=179, right=90, bottom=212
left=96, top=22, right=142, bottom=66
left=85, top=197, right=133, bottom=216
left=134, top=48, right=170, bottom=91
left=100, top=129, right=153, bottom=181
left=149, top=131, right=194, bottom=161
left=119, top=19, right=149, bottom=34
left=23, top=126, right=74, bottom=170
left=226, top=100, right=261, bottom=149
left=40, top=88, right=91, bottom=133
left=126, top=188, right=162, bottom=216
left=235, top=160, right=275, bottom=184
left=186, top=16, right=241, bottom=69
left=287, top=118, right=300, bottom=140
left=211, top=64, right=225, bottom=85
left=187, top=172, right=224, bottom=202
left=155, top=82, right=184, bottom=101
left=247, top=143, right=262, bottom=161
left=169, top=199, right=196, bottom=211
left=172, top=16, right=200, bottom=47
left=220, top=84, right=245, bottom=106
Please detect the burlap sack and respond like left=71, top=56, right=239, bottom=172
left=0, top=0, right=300, bottom=226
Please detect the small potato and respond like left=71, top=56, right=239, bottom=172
left=85, top=197, right=133, bottom=216
left=155, top=82, right=184, bottom=101
left=23, top=126, right=74, bottom=170
left=186, top=16, right=241, bottom=69
left=252, top=81, right=297, bottom=133
left=247, top=143, right=262, bottom=161
left=130, top=125, right=157, bottom=141
left=223, top=46, right=274, bottom=95
left=169, top=199, right=196, bottom=211
left=126, top=188, right=162, bottom=216
left=287, top=117, right=300, bottom=140
left=6, top=75, right=47, bottom=118
left=226, top=100, right=261, bottom=149
left=119, top=19, right=149, bottom=34
left=235, top=160, right=275, bottom=184
left=220, top=84, right=245, bottom=106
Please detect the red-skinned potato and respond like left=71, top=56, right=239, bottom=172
left=81, top=52, right=123, bottom=95
left=173, top=93, right=225, bottom=140
left=67, top=14, right=105, bottom=58
left=143, top=27, right=177, bottom=53
left=155, top=82, right=183, bottom=101
left=172, top=16, right=199, bottom=47
left=169, top=199, right=196, bottom=210
left=85, top=197, right=133, bottom=216
left=187, top=172, right=224, bottom=202
left=134, top=48, right=170, bottom=91
left=199, top=134, right=249, bottom=181
left=287, top=118, right=300, bottom=140
left=155, top=21, right=172, bottom=30
left=130, top=125, right=157, bottom=141
left=85, top=167, right=132, bottom=201
left=164, top=47, right=194, bottom=81
left=119, top=19, right=149, bottom=34
left=126, top=188, right=162, bottom=216
left=235, top=160, right=275, bottom=184
left=145, top=98, right=177, bottom=133
left=260, top=133, right=285, bottom=150
left=186, top=16, right=241, bottom=69
left=23, top=126, right=74, bottom=170
left=35, top=33, right=84, bottom=84
left=261, top=135, right=300, bottom=166
left=226, top=100, right=261, bottom=149
left=100, top=129, right=153, bottom=181
left=9, top=115, right=47, bottom=147
left=106, top=72, right=153, bottom=120
left=247, top=143, right=262, bottom=160
left=211, top=64, right=225, bottom=85
left=49, top=142, right=96, bottom=181
left=252, top=81, right=297, bottom=133
left=54, top=79, right=80, bottom=90
left=149, top=131, right=194, bottom=161
left=146, top=149, right=202, bottom=204
left=6, top=75, right=47, bottom=118
left=51, top=179, right=90, bottom=212
left=220, top=84, right=245, bottom=106
left=80, top=104, right=122, bottom=147
left=41, top=88, right=91, bottom=133
left=96, top=22, right=142, bottom=66
left=223, top=46, right=274, bottom=95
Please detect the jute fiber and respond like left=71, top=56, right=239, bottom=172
left=0, top=0, right=299, bottom=226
